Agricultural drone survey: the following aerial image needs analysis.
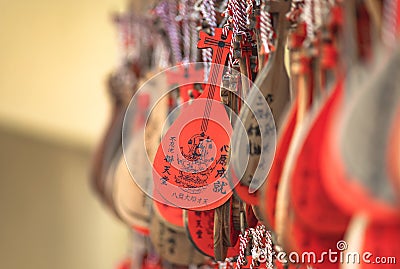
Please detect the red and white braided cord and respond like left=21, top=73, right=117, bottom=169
left=235, top=229, right=250, bottom=269
left=382, top=0, right=399, bottom=47
left=201, top=0, right=217, bottom=80
left=190, top=0, right=200, bottom=62
left=265, top=230, right=273, bottom=269
left=303, top=0, right=315, bottom=43
left=181, top=0, right=191, bottom=62
left=286, top=0, right=305, bottom=25
left=260, top=0, right=273, bottom=53
left=154, top=1, right=182, bottom=63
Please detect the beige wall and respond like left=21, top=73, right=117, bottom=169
left=0, top=128, right=129, bottom=269
left=0, top=0, right=147, bottom=268
left=0, top=0, right=127, bottom=148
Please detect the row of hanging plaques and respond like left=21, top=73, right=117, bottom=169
left=90, top=0, right=400, bottom=269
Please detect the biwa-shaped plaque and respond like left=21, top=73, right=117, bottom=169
left=153, top=28, right=235, bottom=210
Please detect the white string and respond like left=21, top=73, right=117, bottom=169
left=382, top=0, right=399, bottom=48
left=221, top=0, right=248, bottom=69
left=180, top=0, right=191, bottom=63
left=249, top=227, right=259, bottom=269
left=303, top=0, right=315, bottom=44
left=265, top=230, right=273, bottom=269
left=169, top=0, right=183, bottom=63
left=155, top=1, right=183, bottom=64
left=314, top=0, right=322, bottom=31
left=235, top=230, right=250, bottom=269
left=321, top=0, right=332, bottom=23
left=155, top=33, right=172, bottom=69
left=190, top=0, right=201, bottom=62
left=250, top=225, right=265, bottom=269
left=245, top=0, right=254, bottom=29
left=232, top=0, right=247, bottom=37
left=287, top=0, right=305, bottom=26
left=218, top=0, right=230, bottom=13
left=328, top=0, right=335, bottom=6
left=201, top=0, right=217, bottom=80
left=235, top=224, right=274, bottom=269
left=115, top=13, right=134, bottom=64
left=260, top=0, right=274, bottom=53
